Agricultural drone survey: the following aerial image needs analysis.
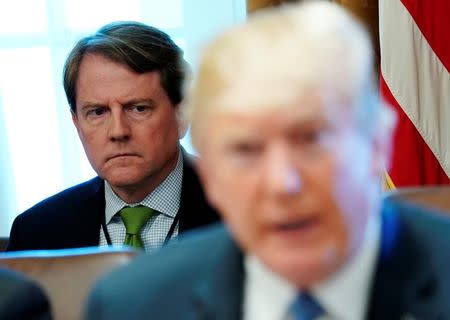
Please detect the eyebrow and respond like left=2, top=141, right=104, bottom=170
left=79, top=103, right=106, bottom=112
left=80, top=99, right=157, bottom=112
left=122, top=99, right=156, bottom=108
left=288, top=116, right=327, bottom=129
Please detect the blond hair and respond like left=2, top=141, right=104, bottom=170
left=186, top=0, right=394, bottom=150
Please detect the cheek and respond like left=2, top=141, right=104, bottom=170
left=302, top=151, right=357, bottom=249
left=80, top=132, right=100, bottom=152
left=331, top=142, right=373, bottom=252
left=211, top=171, right=257, bottom=216
left=159, top=109, right=180, bottom=136
left=302, top=153, right=337, bottom=208
left=77, top=128, right=105, bottom=163
left=162, top=118, right=179, bottom=139
left=219, top=193, right=260, bottom=254
left=77, top=123, right=100, bottom=142
left=207, top=166, right=260, bottom=231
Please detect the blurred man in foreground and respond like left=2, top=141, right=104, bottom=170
left=86, top=2, right=450, bottom=319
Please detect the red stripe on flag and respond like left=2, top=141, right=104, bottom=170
left=381, top=74, right=450, bottom=186
left=401, top=0, right=450, bottom=72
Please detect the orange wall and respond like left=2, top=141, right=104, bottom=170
left=246, top=0, right=380, bottom=73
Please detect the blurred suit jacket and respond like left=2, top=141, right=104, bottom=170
left=85, top=198, right=450, bottom=320
left=7, top=154, right=219, bottom=251
left=0, top=268, right=51, bottom=320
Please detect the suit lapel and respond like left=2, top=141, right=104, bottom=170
left=63, top=177, right=104, bottom=248
left=178, top=151, right=220, bottom=232
left=80, top=177, right=105, bottom=246
left=190, top=230, right=244, bottom=320
left=367, top=200, right=440, bottom=320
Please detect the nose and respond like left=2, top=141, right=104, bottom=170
left=108, top=108, right=131, bottom=142
left=264, top=143, right=302, bottom=196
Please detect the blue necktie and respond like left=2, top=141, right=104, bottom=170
left=290, top=293, right=324, bottom=320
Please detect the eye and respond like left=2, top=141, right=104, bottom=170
left=126, top=104, right=152, bottom=113
left=125, top=104, right=153, bottom=118
left=236, top=142, right=262, bottom=154
left=228, top=142, right=264, bottom=163
left=133, top=105, right=149, bottom=112
left=299, top=129, right=321, bottom=144
left=86, top=107, right=107, bottom=117
left=291, top=125, right=329, bottom=146
left=289, top=131, right=314, bottom=146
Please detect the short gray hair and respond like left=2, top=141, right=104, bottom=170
left=63, top=21, right=188, bottom=113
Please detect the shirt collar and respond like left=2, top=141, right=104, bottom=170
left=243, top=212, right=380, bottom=320
left=312, top=212, right=381, bottom=320
left=243, top=255, right=297, bottom=320
left=104, top=150, right=184, bottom=223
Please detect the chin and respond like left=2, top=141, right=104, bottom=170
left=102, top=170, right=145, bottom=188
left=259, top=243, right=345, bottom=289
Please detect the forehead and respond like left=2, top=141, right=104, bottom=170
left=77, top=53, right=159, bottom=83
left=192, top=44, right=358, bottom=132
left=204, top=92, right=352, bottom=137
left=76, top=53, right=164, bottom=103
left=221, top=82, right=352, bottom=116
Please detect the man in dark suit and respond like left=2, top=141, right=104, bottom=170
left=86, top=200, right=450, bottom=320
left=0, top=269, right=51, bottom=320
left=86, top=2, right=450, bottom=319
left=7, top=21, right=219, bottom=252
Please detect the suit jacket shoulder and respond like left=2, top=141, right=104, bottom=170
left=7, top=155, right=219, bottom=251
left=0, top=268, right=51, bottom=320
left=178, top=153, right=220, bottom=232
left=88, top=197, right=450, bottom=320
left=368, top=198, right=450, bottom=320
left=86, top=224, right=244, bottom=320
left=7, top=177, right=104, bottom=251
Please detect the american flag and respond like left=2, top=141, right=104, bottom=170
left=380, top=0, right=450, bottom=187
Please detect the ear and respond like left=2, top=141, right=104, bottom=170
left=194, top=155, right=222, bottom=211
left=194, top=157, right=211, bottom=198
left=370, top=122, right=394, bottom=178
left=175, top=103, right=188, bottom=139
left=71, top=110, right=81, bottom=133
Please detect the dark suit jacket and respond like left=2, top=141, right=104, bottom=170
left=85, top=198, right=450, bottom=320
left=0, top=269, right=51, bottom=320
left=7, top=155, right=219, bottom=251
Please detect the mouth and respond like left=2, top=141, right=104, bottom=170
left=106, top=153, right=139, bottom=162
left=272, top=215, right=320, bottom=235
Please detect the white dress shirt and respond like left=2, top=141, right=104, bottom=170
left=243, top=213, right=381, bottom=320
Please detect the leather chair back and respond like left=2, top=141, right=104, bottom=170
left=386, top=186, right=450, bottom=213
left=0, top=238, right=8, bottom=252
left=0, top=247, right=137, bottom=320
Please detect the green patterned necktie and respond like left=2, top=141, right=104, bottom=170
left=119, top=206, right=153, bottom=249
